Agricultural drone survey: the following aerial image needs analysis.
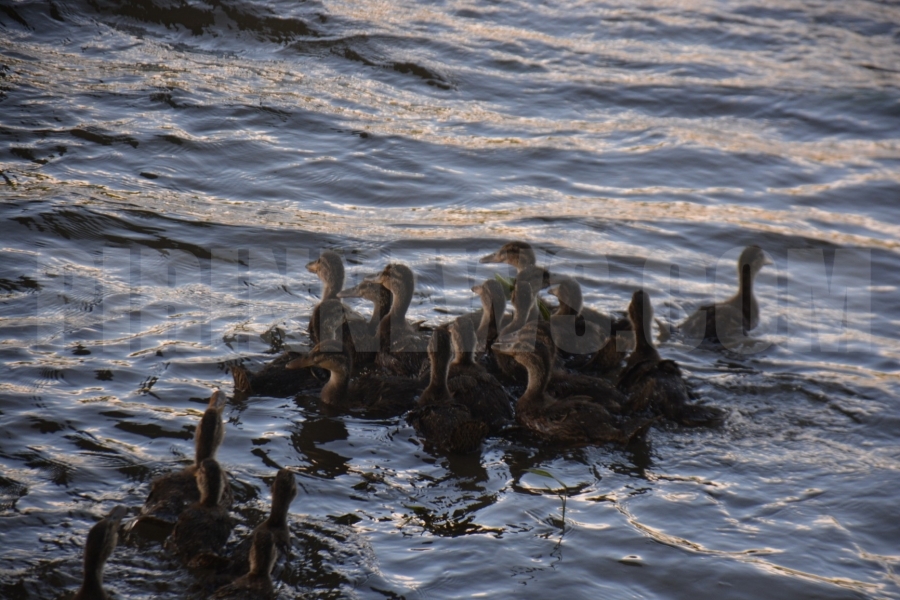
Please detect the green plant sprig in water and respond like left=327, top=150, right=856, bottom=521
left=525, top=468, right=569, bottom=525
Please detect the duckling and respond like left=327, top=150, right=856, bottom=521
left=492, top=281, right=548, bottom=382
left=492, top=338, right=654, bottom=446
left=407, top=326, right=488, bottom=454
left=479, top=241, right=552, bottom=294
left=140, top=390, right=233, bottom=524
left=336, top=279, right=393, bottom=366
left=619, top=290, right=722, bottom=426
left=546, top=276, right=633, bottom=373
left=209, top=529, right=277, bottom=600
left=231, top=351, right=319, bottom=398
left=680, top=245, right=773, bottom=344
left=73, top=505, right=128, bottom=600
left=167, top=458, right=235, bottom=564
left=372, top=263, right=429, bottom=377
left=447, top=317, right=513, bottom=433
left=224, top=469, right=297, bottom=577
left=307, top=250, right=365, bottom=345
left=471, top=279, right=512, bottom=353
left=286, top=339, right=422, bottom=418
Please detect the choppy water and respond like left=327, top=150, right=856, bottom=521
left=1, top=0, right=900, bottom=597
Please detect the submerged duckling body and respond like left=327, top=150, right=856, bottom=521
left=493, top=338, right=653, bottom=446
left=619, top=290, right=722, bottom=426
left=373, top=263, right=429, bottom=377
left=680, top=245, right=773, bottom=344
left=288, top=339, right=422, bottom=417
left=73, top=505, right=128, bottom=600
left=209, top=529, right=277, bottom=600
left=231, top=351, right=318, bottom=398
left=407, top=326, right=488, bottom=454
left=167, top=458, right=235, bottom=564
left=140, top=391, right=233, bottom=524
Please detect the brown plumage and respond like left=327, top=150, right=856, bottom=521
left=167, top=458, right=235, bottom=564
left=619, top=290, right=722, bottom=426
left=139, top=391, right=233, bottom=525
left=73, top=505, right=128, bottom=600
left=306, top=250, right=365, bottom=345
left=479, top=240, right=552, bottom=294
left=493, top=337, right=655, bottom=446
left=679, top=245, right=773, bottom=345
left=287, top=339, right=423, bottom=418
left=407, top=326, right=488, bottom=454
left=336, top=279, right=394, bottom=369
left=372, top=263, right=429, bottom=377
left=231, top=351, right=319, bottom=398
left=209, top=529, right=277, bottom=600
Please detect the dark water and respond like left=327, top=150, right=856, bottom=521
left=2, top=0, right=900, bottom=597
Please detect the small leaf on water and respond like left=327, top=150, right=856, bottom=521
left=526, top=468, right=554, bottom=478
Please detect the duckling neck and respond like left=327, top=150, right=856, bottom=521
left=737, top=263, right=754, bottom=331
left=453, top=351, right=476, bottom=367
left=555, top=302, right=578, bottom=316
left=517, top=358, right=551, bottom=414
left=267, top=494, right=291, bottom=529
left=370, top=289, right=392, bottom=331
left=632, top=307, right=655, bottom=354
left=194, top=410, right=221, bottom=465
left=78, top=570, right=104, bottom=599
left=422, top=355, right=452, bottom=405
left=477, top=301, right=501, bottom=348
left=321, top=368, right=350, bottom=406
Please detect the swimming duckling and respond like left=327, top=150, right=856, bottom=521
left=307, top=250, right=365, bottom=346
left=492, top=338, right=654, bottom=446
left=209, top=529, right=277, bottom=600
left=140, top=390, right=233, bottom=524
left=619, top=290, right=722, bottom=426
left=336, top=279, right=393, bottom=366
left=479, top=241, right=552, bottom=294
left=286, top=339, right=422, bottom=418
left=447, top=317, right=513, bottom=433
left=547, top=276, right=633, bottom=373
left=680, top=245, right=773, bottom=344
left=167, top=458, right=235, bottom=564
left=407, top=326, right=488, bottom=454
left=231, top=351, right=319, bottom=398
left=224, top=469, right=297, bottom=577
left=372, top=263, right=429, bottom=377
left=73, top=505, right=128, bottom=600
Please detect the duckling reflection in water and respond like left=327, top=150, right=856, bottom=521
left=167, top=458, right=235, bottom=564
left=287, top=339, right=422, bottom=418
left=73, top=505, right=128, bottom=600
left=407, top=325, right=489, bottom=454
left=680, top=245, right=773, bottom=345
left=209, top=529, right=277, bottom=600
left=619, top=290, right=722, bottom=426
left=493, top=337, right=654, bottom=446
left=139, top=390, right=232, bottom=525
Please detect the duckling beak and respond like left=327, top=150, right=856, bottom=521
left=107, top=505, right=129, bottom=521
left=763, top=251, right=774, bottom=266
left=471, top=284, right=483, bottom=294
left=479, top=251, right=502, bottom=264
left=336, top=284, right=362, bottom=299
left=491, top=340, right=516, bottom=354
left=286, top=354, right=315, bottom=370
left=306, top=259, right=320, bottom=274
left=546, top=285, right=560, bottom=297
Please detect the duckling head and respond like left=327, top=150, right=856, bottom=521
left=628, top=290, right=654, bottom=343
left=307, top=251, right=345, bottom=298
left=196, top=458, right=226, bottom=507
left=547, top=276, right=583, bottom=314
left=81, top=505, right=128, bottom=583
left=337, top=279, right=386, bottom=303
left=286, top=339, right=351, bottom=374
left=428, top=325, right=454, bottom=372
left=479, top=241, right=537, bottom=270
left=448, top=317, right=477, bottom=358
left=373, top=263, right=415, bottom=297
left=738, top=245, right=774, bottom=279
left=493, top=337, right=552, bottom=379
left=271, top=468, right=298, bottom=508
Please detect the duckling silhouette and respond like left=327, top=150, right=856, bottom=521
left=336, top=278, right=393, bottom=365
left=139, top=390, right=233, bottom=525
left=287, top=339, right=423, bottom=418
left=209, top=529, right=277, bottom=600
left=167, top=458, right=235, bottom=564
left=73, top=505, right=128, bottom=600
left=471, top=278, right=512, bottom=354
left=225, top=468, right=297, bottom=577
left=407, top=326, right=488, bottom=454
left=231, top=350, right=319, bottom=398
left=371, top=263, right=429, bottom=376
left=619, top=290, right=722, bottom=426
left=493, top=337, right=654, bottom=446
left=680, top=245, right=773, bottom=344
left=306, top=250, right=365, bottom=346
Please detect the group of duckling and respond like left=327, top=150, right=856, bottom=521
left=73, top=390, right=297, bottom=599
left=237, top=240, right=773, bottom=448
left=70, top=240, right=772, bottom=599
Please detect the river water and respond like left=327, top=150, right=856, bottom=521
left=1, top=0, right=899, bottom=598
